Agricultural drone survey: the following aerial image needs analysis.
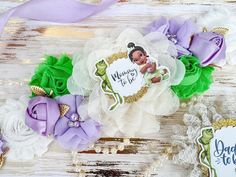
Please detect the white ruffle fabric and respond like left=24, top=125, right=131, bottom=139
left=68, top=28, right=185, bottom=137
left=197, top=7, right=236, bottom=65
left=0, top=96, right=52, bottom=161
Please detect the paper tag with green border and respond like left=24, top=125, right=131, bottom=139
left=94, top=42, right=170, bottom=111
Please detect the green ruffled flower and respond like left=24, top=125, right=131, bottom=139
left=30, top=54, right=73, bottom=98
left=171, top=55, right=214, bottom=100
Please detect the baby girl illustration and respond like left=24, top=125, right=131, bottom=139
left=127, top=42, right=169, bottom=86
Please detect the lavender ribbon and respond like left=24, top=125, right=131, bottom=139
left=0, top=0, right=117, bottom=36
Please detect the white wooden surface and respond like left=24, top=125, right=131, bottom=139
left=0, top=0, right=236, bottom=176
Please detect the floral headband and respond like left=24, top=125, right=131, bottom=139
left=0, top=1, right=236, bottom=177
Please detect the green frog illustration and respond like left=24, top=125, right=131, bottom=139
left=198, top=128, right=217, bottom=177
left=95, top=60, right=123, bottom=110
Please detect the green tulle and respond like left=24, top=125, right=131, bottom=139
left=30, top=54, right=73, bottom=98
left=171, top=55, right=214, bottom=100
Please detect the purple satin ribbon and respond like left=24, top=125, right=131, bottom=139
left=0, top=0, right=117, bottom=36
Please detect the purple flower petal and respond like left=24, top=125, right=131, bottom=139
left=54, top=94, right=101, bottom=151
left=57, top=94, right=84, bottom=117
left=169, top=18, right=183, bottom=35
left=176, top=44, right=191, bottom=56
left=145, top=17, right=169, bottom=35
left=0, top=140, right=4, bottom=154
left=53, top=116, right=70, bottom=136
left=189, top=32, right=226, bottom=66
left=176, top=19, right=197, bottom=48
left=25, top=96, right=60, bottom=136
left=145, top=18, right=198, bottom=58
left=80, top=119, right=101, bottom=138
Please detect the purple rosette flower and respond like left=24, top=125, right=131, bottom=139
left=189, top=32, right=226, bottom=66
left=25, top=96, right=60, bottom=136
left=54, top=95, right=101, bottom=151
left=145, top=17, right=197, bottom=56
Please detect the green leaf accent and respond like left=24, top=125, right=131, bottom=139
left=171, top=55, right=215, bottom=100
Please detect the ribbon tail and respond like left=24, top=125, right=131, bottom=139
left=0, top=9, right=15, bottom=36
left=0, top=0, right=117, bottom=36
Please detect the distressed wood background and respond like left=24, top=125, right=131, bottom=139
left=0, top=0, right=236, bottom=176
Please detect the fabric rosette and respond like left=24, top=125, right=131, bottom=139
left=197, top=7, right=236, bottom=65
left=24, top=94, right=100, bottom=151
left=25, top=96, right=60, bottom=136
left=30, top=54, right=73, bottom=97
left=145, top=17, right=198, bottom=57
left=0, top=96, right=52, bottom=161
left=189, top=32, right=226, bottom=66
left=68, top=28, right=185, bottom=137
left=171, top=55, right=214, bottom=100
left=54, top=95, right=101, bottom=151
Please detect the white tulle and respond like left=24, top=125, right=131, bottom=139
left=197, top=7, right=236, bottom=65
left=68, top=28, right=185, bottom=137
left=0, top=96, right=52, bottom=161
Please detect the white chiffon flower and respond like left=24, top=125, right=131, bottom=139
left=68, top=28, right=185, bottom=137
left=0, top=96, right=52, bottom=161
left=197, top=7, right=236, bottom=65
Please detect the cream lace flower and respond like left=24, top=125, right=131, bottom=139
left=68, top=28, right=185, bottom=137
left=0, top=96, right=52, bottom=161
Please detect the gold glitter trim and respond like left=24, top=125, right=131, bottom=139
left=106, top=52, right=128, bottom=65
left=212, top=27, right=229, bottom=36
left=203, top=27, right=229, bottom=36
left=105, top=52, right=148, bottom=104
left=0, top=148, right=9, bottom=169
left=31, top=85, right=47, bottom=96
left=203, top=27, right=208, bottom=32
left=107, top=86, right=148, bottom=104
left=59, top=104, right=70, bottom=117
left=30, top=85, right=53, bottom=97
left=197, top=145, right=210, bottom=177
left=212, top=119, right=236, bottom=131
left=0, top=155, right=5, bottom=168
left=200, top=165, right=210, bottom=177
left=124, top=87, right=148, bottom=103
